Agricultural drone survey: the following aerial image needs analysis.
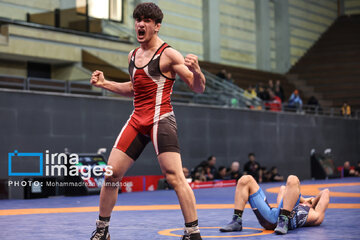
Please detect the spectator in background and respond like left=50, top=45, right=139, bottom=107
left=216, top=69, right=234, bottom=83
left=183, top=167, right=192, bottom=183
left=192, top=161, right=208, bottom=182
left=343, top=161, right=356, bottom=177
left=244, top=153, right=261, bottom=182
left=265, top=89, right=282, bottom=112
left=205, top=165, right=215, bottom=181
left=275, top=80, right=285, bottom=102
left=269, top=167, right=284, bottom=182
left=193, top=165, right=207, bottom=182
left=207, top=155, right=217, bottom=177
left=260, top=167, right=271, bottom=182
left=183, top=167, right=190, bottom=177
left=229, top=161, right=242, bottom=180
left=244, top=85, right=258, bottom=109
left=158, top=167, right=194, bottom=189
left=256, top=83, right=270, bottom=101
left=268, top=79, right=274, bottom=91
left=215, top=166, right=229, bottom=180
left=193, top=160, right=207, bottom=172
left=288, top=89, right=303, bottom=112
left=341, top=102, right=351, bottom=117
left=244, top=85, right=257, bottom=100
left=355, top=161, right=360, bottom=176
left=226, top=72, right=234, bottom=83
left=307, top=96, right=322, bottom=113
left=216, top=69, right=227, bottom=79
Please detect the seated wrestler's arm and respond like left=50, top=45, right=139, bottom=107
left=300, top=196, right=315, bottom=204
left=166, top=48, right=206, bottom=93
left=307, top=189, right=330, bottom=226
left=90, top=51, right=134, bottom=97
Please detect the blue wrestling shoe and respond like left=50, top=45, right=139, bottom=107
left=274, top=215, right=289, bottom=235
left=219, top=215, right=243, bottom=232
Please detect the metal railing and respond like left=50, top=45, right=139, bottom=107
left=0, top=72, right=259, bottom=108
left=262, top=100, right=359, bottom=118
left=0, top=74, right=100, bottom=95
left=171, top=69, right=263, bottom=108
left=0, top=74, right=358, bottom=119
left=202, top=70, right=263, bottom=107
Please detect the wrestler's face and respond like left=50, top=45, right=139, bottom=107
left=135, top=17, right=161, bottom=43
left=303, top=197, right=315, bottom=208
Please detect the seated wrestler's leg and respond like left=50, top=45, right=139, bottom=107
left=275, top=175, right=300, bottom=235
left=277, top=186, right=286, bottom=206
left=220, top=175, right=260, bottom=232
left=267, top=185, right=286, bottom=228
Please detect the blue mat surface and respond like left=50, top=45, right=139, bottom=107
left=1, top=177, right=359, bottom=240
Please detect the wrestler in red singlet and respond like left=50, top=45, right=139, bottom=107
left=90, top=2, right=206, bottom=240
left=114, top=42, right=179, bottom=159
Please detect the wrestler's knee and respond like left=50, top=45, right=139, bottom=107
left=237, top=175, right=256, bottom=187
left=286, top=175, right=300, bottom=186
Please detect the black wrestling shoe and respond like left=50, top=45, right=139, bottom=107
left=181, top=232, right=202, bottom=240
left=181, top=226, right=202, bottom=240
left=90, top=220, right=110, bottom=240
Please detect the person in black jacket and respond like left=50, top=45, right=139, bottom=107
left=243, top=153, right=261, bottom=182
left=215, top=166, right=229, bottom=180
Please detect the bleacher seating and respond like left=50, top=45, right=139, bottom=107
left=199, top=61, right=297, bottom=101
left=289, top=14, right=360, bottom=108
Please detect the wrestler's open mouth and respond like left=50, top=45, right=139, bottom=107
left=138, top=29, right=145, bottom=36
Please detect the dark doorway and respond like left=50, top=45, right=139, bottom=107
left=27, top=62, right=51, bottom=79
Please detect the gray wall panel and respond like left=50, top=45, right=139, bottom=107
left=0, top=90, right=359, bottom=198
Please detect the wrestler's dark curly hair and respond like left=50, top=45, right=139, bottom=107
left=133, top=2, right=163, bottom=24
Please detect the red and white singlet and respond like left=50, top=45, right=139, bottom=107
left=114, top=43, right=180, bottom=159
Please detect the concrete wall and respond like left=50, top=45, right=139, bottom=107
left=158, top=0, right=203, bottom=58
left=0, top=59, right=26, bottom=77
left=0, top=24, right=134, bottom=76
left=345, top=0, right=360, bottom=15
left=1, top=89, right=359, bottom=198
left=0, top=0, right=343, bottom=74
left=219, top=0, right=256, bottom=69
left=269, top=0, right=277, bottom=72
left=0, top=0, right=60, bottom=21
left=288, top=0, right=338, bottom=66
